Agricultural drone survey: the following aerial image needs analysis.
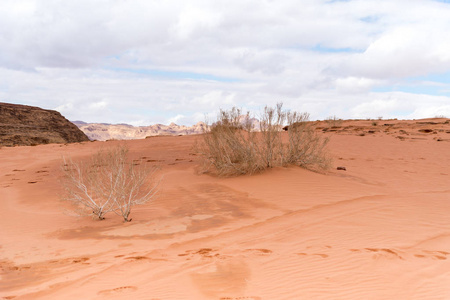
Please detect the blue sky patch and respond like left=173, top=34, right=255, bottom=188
left=311, top=44, right=362, bottom=53
left=108, top=67, right=240, bottom=83
left=372, top=72, right=450, bottom=95
left=360, top=15, right=379, bottom=23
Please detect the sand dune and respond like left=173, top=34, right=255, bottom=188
left=1, top=119, right=450, bottom=299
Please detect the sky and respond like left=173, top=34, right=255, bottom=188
left=1, top=0, right=450, bottom=126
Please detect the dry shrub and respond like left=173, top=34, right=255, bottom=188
left=325, top=115, right=343, bottom=127
left=61, top=145, right=160, bottom=222
left=199, top=107, right=262, bottom=176
left=197, top=103, right=331, bottom=176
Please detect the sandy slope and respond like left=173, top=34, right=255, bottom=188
left=1, top=119, right=450, bottom=300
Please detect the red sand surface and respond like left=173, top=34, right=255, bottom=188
left=1, top=119, right=450, bottom=299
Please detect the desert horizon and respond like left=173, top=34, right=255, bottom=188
left=1, top=116, right=450, bottom=299
left=72, top=115, right=450, bottom=142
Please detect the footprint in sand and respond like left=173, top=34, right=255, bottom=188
left=123, top=255, right=168, bottom=262
left=125, top=256, right=149, bottom=260
left=434, top=255, right=447, bottom=260
left=244, top=249, right=273, bottom=256
left=178, top=248, right=223, bottom=259
left=145, top=159, right=164, bottom=162
left=296, top=246, right=332, bottom=258
left=363, top=248, right=404, bottom=259
left=72, top=257, right=90, bottom=264
left=220, top=297, right=262, bottom=300
left=350, top=248, right=448, bottom=260
left=417, top=250, right=449, bottom=260
left=413, top=253, right=447, bottom=260
left=97, top=286, right=137, bottom=295
left=295, top=252, right=329, bottom=258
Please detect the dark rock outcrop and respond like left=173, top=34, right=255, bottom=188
left=0, top=102, right=89, bottom=146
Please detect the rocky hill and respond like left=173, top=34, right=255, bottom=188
left=73, top=121, right=207, bottom=141
left=73, top=116, right=263, bottom=141
left=0, top=102, right=90, bottom=147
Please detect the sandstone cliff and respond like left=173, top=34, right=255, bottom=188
left=0, top=102, right=90, bottom=146
left=74, top=121, right=207, bottom=141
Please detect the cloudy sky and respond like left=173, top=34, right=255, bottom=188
left=1, top=0, right=450, bottom=125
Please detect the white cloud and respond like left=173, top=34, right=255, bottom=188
left=167, top=114, right=185, bottom=124
left=335, top=77, right=384, bottom=94
left=172, top=6, right=221, bottom=40
left=192, top=90, right=236, bottom=108
left=88, top=100, right=108, bottom=111
left=1, top=0, right=450, bottom=125
left=410, top=105, right=450, bottom=119
left=341, top=25, right=450, bottom=79
left=351, top=99, right=401, bottom=118
left=349, top=92, right=450, bottom=120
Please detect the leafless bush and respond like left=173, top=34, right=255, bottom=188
left=283, top=112, right=330, bottom=171
left=61, top=146, right=159, bottom=222
left=325, top=115, right=343, bottom=127
left=197, top=103, right=331, bottom=176
left=198, top=107, right=262, bottom=176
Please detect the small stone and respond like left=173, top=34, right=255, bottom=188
left=337, top=166, right=346, bottom=171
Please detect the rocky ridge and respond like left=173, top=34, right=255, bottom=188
left=313, top=118, right=450, bottom=141
left=73, top=121, right=207, bottom=141
left=0, top=102, right=89, bottom=147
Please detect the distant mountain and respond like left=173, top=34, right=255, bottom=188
left=0, top=102, right=89, bottom=147
left=73, top=121, right=207, bottom=141
left=71, top=120, right=88, bottom=125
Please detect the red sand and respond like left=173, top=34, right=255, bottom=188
left=1, top=119, right=450, bottom=299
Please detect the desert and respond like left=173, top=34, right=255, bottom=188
left=1, top=117, right=450, bottom=299
left=3, top=1, right=450, bottom=299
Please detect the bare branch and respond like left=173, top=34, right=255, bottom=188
left=60, top=145, right=160, bottom=221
